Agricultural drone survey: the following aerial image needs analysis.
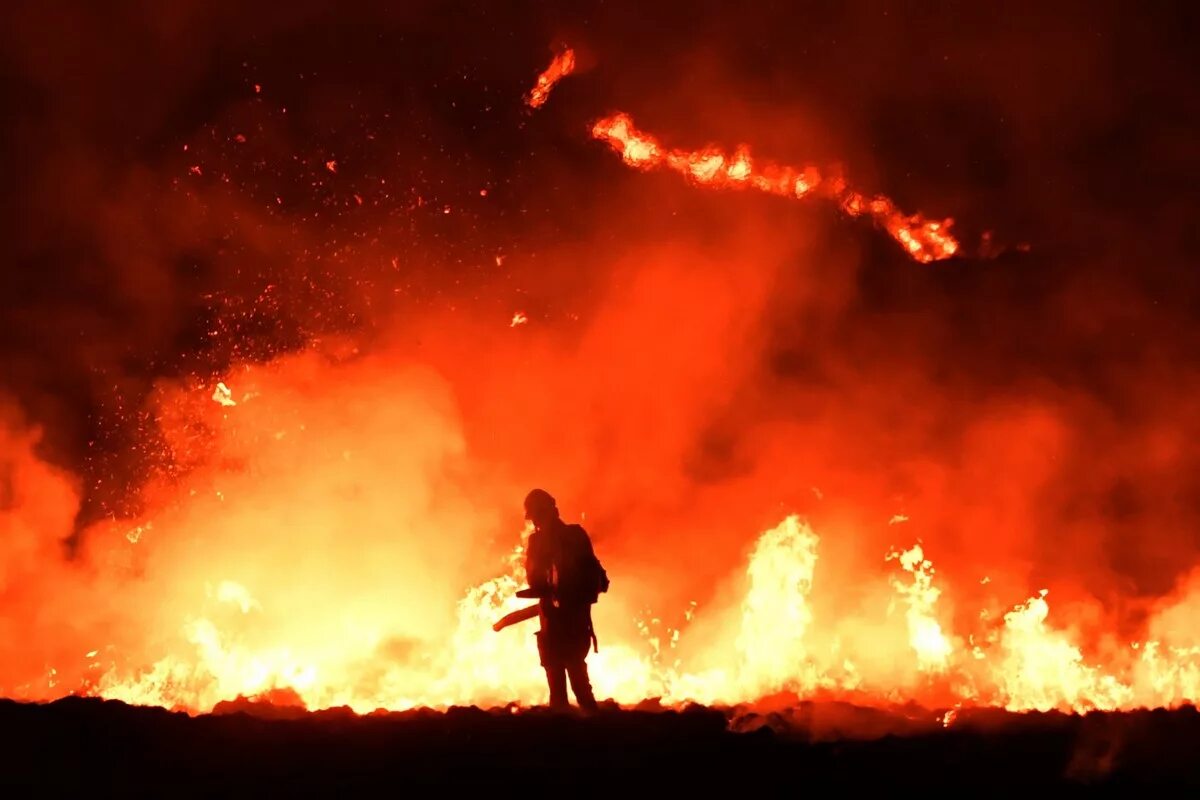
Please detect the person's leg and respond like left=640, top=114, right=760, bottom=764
left=545, top=664, right=570, bottom=709
left=566, top=658, right=597, bottom=711
left=537, top=628, right=569, bottom=709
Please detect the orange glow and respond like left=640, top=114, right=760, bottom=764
left=3, top=334, right=1200, bottom=716
left=70, top=498, right=1200, bottom=713
left=0, top=38, right=1190, bottom=729
left=526, top=48, right=576, bottom=109
left=592, top=113, right=959, bottom=263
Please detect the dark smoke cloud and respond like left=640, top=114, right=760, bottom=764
left=2, top=0, right=1199, bottom=628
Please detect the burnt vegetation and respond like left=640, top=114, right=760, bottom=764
left=2, top=698, right=1199, bottom=792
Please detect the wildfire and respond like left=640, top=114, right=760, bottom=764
left=526, top=48, right=576, bottom=109
left=81, top=499, right=1200, bottom=715
left=591, top=113, right=959, bottom=263
left=0, top=38, right=1183, bottom=732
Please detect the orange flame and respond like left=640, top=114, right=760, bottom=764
left=591, top=112, right=959, bottom=263
left=888, top=544, right=953, bottom=673
left=78, top=486, right=1200, bottom=716
left=526, top=49, right=576, bottom=109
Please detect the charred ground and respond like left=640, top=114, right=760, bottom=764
left=2, top=698, right=1199, bottom=792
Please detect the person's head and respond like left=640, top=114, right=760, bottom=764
left=523, top=488, right=559, bottom=530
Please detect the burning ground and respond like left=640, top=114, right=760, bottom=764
left=2, top=0, right=1200, bottom=756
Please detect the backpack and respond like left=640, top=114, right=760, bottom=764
left=561, top=524, right=609, bottom=605
left=587, top=556, right=610, bottom=605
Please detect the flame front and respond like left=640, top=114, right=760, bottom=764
left=592, top=112, right=959, bottom=263
left=87, top=505, right=1200, bottom=715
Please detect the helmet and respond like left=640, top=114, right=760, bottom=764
left=523, top=488, right=557, bottom=519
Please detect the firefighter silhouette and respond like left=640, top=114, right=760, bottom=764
left=521, top=489, right=608, bottom=711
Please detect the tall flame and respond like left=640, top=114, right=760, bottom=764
left=888, top=544, right=953, bottom=673
left=735, top=516, right=820, bottom=696
left=591, top=112, right=959, bottom=263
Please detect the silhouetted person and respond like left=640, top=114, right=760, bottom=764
left=522, top=489, right=608, bottom=712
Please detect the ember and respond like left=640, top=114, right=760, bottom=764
left=526, top=48, right=576, bottom=109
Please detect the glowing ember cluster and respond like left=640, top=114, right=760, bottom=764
left=592, top=113, right=959, bottom=263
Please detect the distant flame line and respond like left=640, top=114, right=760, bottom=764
left=591, top=112, right=960, bottom=263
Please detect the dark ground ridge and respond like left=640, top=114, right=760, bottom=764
left=1, top=696, right=1198, bottom=793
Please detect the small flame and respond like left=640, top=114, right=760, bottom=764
left=526, top=48, right=576, bottom=109
left=125, top=523, right=149, bottom=544
left=212, top=382, right=236, bottom=407
left=888, top=544, right=953, bottom=672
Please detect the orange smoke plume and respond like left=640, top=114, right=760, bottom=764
left=526, top=48, right=576, bottom=109
left=592, top=112, right=959, bottom=263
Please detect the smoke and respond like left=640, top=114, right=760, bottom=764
left=2, top=1, right=1199, bottom=706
